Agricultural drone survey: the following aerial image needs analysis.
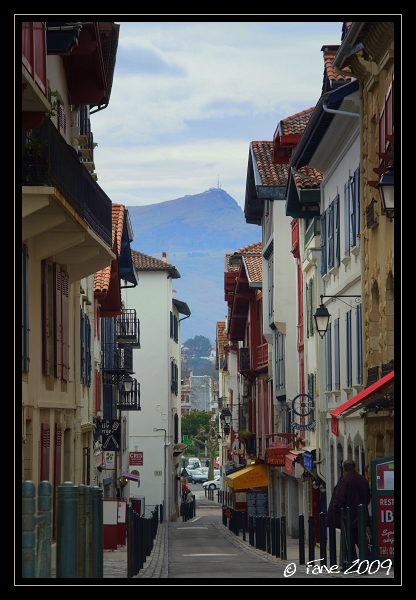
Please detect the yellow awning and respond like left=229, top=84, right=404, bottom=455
left=226, top=463, right=268, bottom=490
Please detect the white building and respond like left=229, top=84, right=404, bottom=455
left=121, top=251, right=190, bottom=521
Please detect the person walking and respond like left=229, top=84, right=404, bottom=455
left=327, top=459, right=372, bottom=563
left=185, top=487, right=193, bottom=521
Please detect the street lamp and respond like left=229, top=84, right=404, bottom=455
left=313, top=294, right=361, bottom=339
left=376, top=152, right=394, bottom=220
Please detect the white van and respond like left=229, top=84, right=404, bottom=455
left=187, top=458, right=201, bottom=469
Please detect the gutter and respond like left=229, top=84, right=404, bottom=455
left=322, top=96, right=359, bottom=118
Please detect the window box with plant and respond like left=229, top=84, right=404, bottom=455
left=239, top=429, right=253, bottom=442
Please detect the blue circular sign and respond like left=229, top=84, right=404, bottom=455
left=291, top=393, right=315, bottom=417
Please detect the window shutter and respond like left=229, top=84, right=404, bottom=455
left=349, top=175, right=356, bottom=248
left=40, top=422, right=50, bottom=481
left=174, top=413, right=179, bottom=444
left=22, top=244, right=30, bottom=372
left=335, top=194, right=340, bottom=266
left=80, top=308, right=85, bottom=384
left=54, top=263, right=62, bottom=379
left=356, top=304, right=363, bottom=385
left=328, top=202, right=334, bottom=269
left=41, top=260, right=50, bottom=376
left=95, top=369, right=101, bottom=414
left=61, top=270, right=70, bottom=381
left=53, top=422, right=62, bottom=539
left=306, top=282, right=310, bottom=338
left=326, top=323, right=332, bottom=391
left=354, top=168, right=360, bottom=247
left=346, top=311, right=352, bottom=387
left=85, top=313, right=91, bottom=386
left=320, top=211, right=327, bottom=275
left=334, top=318, right=340, bottom=391
left=310, top=276, right=314, bottom=336
left=344, top=182, right=350, bottom=256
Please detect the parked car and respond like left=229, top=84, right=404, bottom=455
left=214, top=458, right=220, bottom=468
left=203, top=475, right=220, bottom=490
left=187, top=458, right=202, bottom=469
left=181, top=467, right=196, bottom=482
left=188, top=469, right=208, bottom=484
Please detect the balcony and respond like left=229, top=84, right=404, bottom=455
left=22, top=22, right=50, bottom=131
left=239, top=347, right=250, bottom=373
left=256, top=343, right=268, bottom=369
left=117, top=379, right=141, bottom=411
left=102, top=342, right=133, bottom=381
left=115, top=309, right=140, bottom=347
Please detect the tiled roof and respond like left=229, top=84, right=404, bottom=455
left=93, top=204, right=125, bottom=293
left=244, top=254, right=262, bottom=283
left=131, top=250, right=180, bottom=278
left=280, top=107, right=314, bottom=136
left=252, top=142, right=289, bottom=185
left=293, top=166, right=323, bottom=189
left=321, top=45, right=351, bottom=91
left=216, top=321, right=227, bottom=357
left=226, top=241, right=262, bottom=272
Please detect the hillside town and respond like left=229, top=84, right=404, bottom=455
left=21, top=20, right=396, bottom=581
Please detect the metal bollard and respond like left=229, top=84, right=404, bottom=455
left=328, top=526, right=337, bottom=567
left=319, top=512, right=327, bottom=567
left=127, top=506, right=133, bottom=578
left=299, top=515, right=305, bottom=565
left=271, top=517, right=276, bottom=556
left=357, top=504, right=366, bottom=562
left=308, top=515, right=315, bottom=562
left=281, top=516, right=287, bottom=560
left=37, top=481, right=52, bottom=578
left=92, top=486, right=103, bottom=578
left=275, top=517, right=281, bottom=558
left=77, top=485, right=86, bottom=578
left=85, top=486, right=93, bottom=578
left=266, top=517, right=271, bottom=554
left=56, top=482, right=78, bottom=578
left=22, top=481, right=36, bottom=578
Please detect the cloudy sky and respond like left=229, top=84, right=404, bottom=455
left=92, top=20, right=344, bottom=209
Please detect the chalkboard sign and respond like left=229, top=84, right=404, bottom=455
left=246, top=491, right=268, bottom=516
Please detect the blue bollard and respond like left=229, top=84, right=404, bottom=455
left=56, top=482, right=78, bottom=578
left=22, top=481, right=36, bottom=578
left=92, top=486, right=103, bottom=578
left=37, top=481, right=52, bottom=578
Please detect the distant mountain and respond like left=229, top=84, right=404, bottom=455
left=127, top=188, right=261, bottom=342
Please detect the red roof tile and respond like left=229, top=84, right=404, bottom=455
left=94, top=204, right=125, bottom=293
left=216, top=321, right=227, bottom=357
left=293, top=166, right=322, bottom=189
left=131, top=250, right=180, bottom=278
left=280, top=107, right=314, bottom=136
left=321, top=45, right=351, bottom=92
left=244, top=254, right=262, bottom=283
left=252, top=142, right=289, bottom=185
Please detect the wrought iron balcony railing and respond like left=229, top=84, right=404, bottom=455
left=101, top=342, right=133, bottom=374
left=22, top=119, right=112, bottom=248
left=117, top=379, right=141, bottom=411
left=115, top=309, right=140, bottom=346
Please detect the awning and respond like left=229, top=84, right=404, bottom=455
left=330, top=371, right=394, bottom=419
left=122, top=472, right=140, bottom=485
left=226, top=463, right=268, bottom=489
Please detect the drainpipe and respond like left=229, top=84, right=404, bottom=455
left=322, top=97, right=360, bottom=118
left=74, top=282, right=83, bottom=485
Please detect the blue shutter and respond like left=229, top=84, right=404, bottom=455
left=354, top=167, right=360, bottom=247
left=22, top=244, right=29, bottom=372
left=328, top=201, right=334, bottom=269
left=356, top=303, right=363, bottom=384
left=326, top=323, right=332, bottom=391
left=320, top=211, right=327, bottom=275
left=344, top=182, right=350, bottom=256
left=80, top=308, right=85, bottom=384
left=335, top=194, right=340, bottom=266
left=350, top=175, right=356, bottom=248
left=86, top=314, right=91, bottom=386
left=346, top=311, right=352, bottom=387
left=334, top=318, right=340, bottom=390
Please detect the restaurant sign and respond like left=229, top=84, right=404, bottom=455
left=265, top=447, right=292, bottom=466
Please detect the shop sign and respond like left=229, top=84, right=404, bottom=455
left=331, top=416, right=339, bottom=437
left=303, top=451, right=314, bottom=470
left=100, top=419, right=121, bottom=450
left=377, top=497, right=394, bottom=557
left=130, top=451, right=143, bottom=466
left=103, top=450, right=116, bottom=469
left=265, top=447, right=290, bottom=466
left=285, top=455, right=293, bottom=476
left=291, top=394, right=316, bottom=431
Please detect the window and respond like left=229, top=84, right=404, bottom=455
left=379, top=76, right=394, bottom=169
left=327, top=201, right=334, bottom=269
left=345, top=310, right=352, bottom=387
left=335, top=194, right=340, bottom=266
left=170, top=311, right=178, bottom=343
left=268, top=253, right=274, bottom=325
left=171, top=361, right=178, bottom=395
left=22, top=244, right=29, bottom=372
left=275, top=331, right=285, bottom=394
left=306, top=275, right=315, bottom=338
left=334, top=318, right=340, bottom=391
left=344, top=181, right=350, bottom=257
left=355, top=303, right=363, bottom=385
left=81, top=308, right=92, bottom=386
left=41, top=261, right=70, bottom=380
left=320, top=210, right=327, bottom=275
left=344, top=167, right=360, bottom=255
left=326, top=323, right=332, bottom=391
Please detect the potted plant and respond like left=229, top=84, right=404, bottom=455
left=238, top=429, right=253, bottom=442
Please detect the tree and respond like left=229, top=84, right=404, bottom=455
left=181, top=357, right=218, bottom=379
left=181, top=411, right=213, bottom=438
left=190, top=420, right=219, bottom=481
left=183, top=335, right=212, bottom=357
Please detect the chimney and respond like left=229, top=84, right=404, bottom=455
left=162, top=252, right=167, bottom=263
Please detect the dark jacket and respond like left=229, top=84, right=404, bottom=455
left=329, top=471, right=371, bottom=528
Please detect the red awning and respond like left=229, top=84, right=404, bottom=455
left=330, top=371, right=394, bottom=419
